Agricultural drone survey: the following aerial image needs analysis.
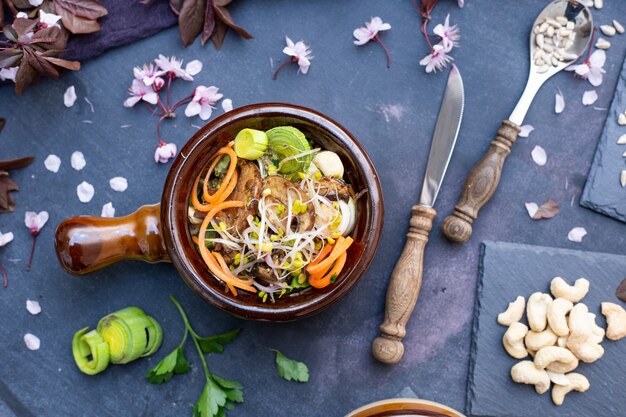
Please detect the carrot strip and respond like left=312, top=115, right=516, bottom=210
left=203, top=148, right=237, bottom=204
left=309, top=252, right=347, bottom=289
left=212, top=252, right=238, bottom=296
left=214, top=170, right=239, bottom=205
left=192, top=236, right=199, bottom=245
left=191, top=173, right=213, bottom=212
left=308, top=243, right=333, bottom=267
left=306, top=236, right=353, bottom=276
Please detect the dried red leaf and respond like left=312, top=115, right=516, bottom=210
left=201, top=0, right=216, bottom=46
left=55, top=6, right=102, bottom=34
left=26, top=50, right=60, bottom=79
left=213, top=2, right=252, bottom=39
left=169, top=0, right=183, bottom=15
left=617, top=279, right=626, bottom=303
left=210, top=19, right=227, bottom=50
left=0, top=156, right=34, bottom=171
left=0, top=50, right=23, bottom=68
left=53, top=0, right=107, bottom=20
left=11, top=16, right=38, bottom=37
left=15, top=59, right=37, bottom=95
left=3, top=25, right=18, bottom=42
left=532, top=198, right=560, bottom=220
left=43, top=56, right=80, bottom=71
left=30, top=26, right=69, bottom=51
left=0, top=172, right=19, bottom=213
left=178, top=0, right=207, bottom=46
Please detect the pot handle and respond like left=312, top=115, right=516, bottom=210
left=55, top=203, right=169, bottom=275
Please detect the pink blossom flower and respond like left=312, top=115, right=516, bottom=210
left=433, top=14, right=460, bottom=52
left=184, top=86, right=223, bottom=120
left=420, top=44, right=454, bottom=73
left=0, top=230, right=12, bottom=288
left=154, top=55, right=193, bottom=81
left=24, top=211, right=49, bottom=272
left=154, top=142, right=177, bottom=164
left=123, top=79, right=158, bottom=107
left=133, top=63, right=164, bottom=86
left=0, top=67, right=18, bottom=83
left=38, top=10, right=62, bottom=29
left=566, top=49, right=606, bottom=87
left=353, top=17, right=391, bottom=45
left=282, top=37, right=313, bottom=74
left=153, top=77, right=165, bottom=92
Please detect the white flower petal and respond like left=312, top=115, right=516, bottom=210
left=109, top=177, right=128, bottom=192
left=525, top=202, right=539, bottom=218
left=588, top=70, right=603, bottom=87
left=26, top=299, right=41, bottom=315
left=64, top=86, right=77, bottom=108
left=29, top=0, right=44, bottom=6
left=582, top=90, right=598, bottom=106
left=185, top=101, right=201, bottom=118
left=101, top=202, right=115, bottom=218
left=70, top=151, right=86, bottom=171
left=555, top=90, right=565, bottom=114
left=531, top=145, right=547, bottom=166
left=567, top=227, right=587, bottom=242
left=44, top=154, right=61, bottom=173
left=0, top=231, right=14, bottom=247
left=221, top=98, right=233, bottom=113
left=185, top=60, right=203, bottom=76
left=77, top=181, right=95, bottom=203
left=24, top=211, right=48, bottom=231
left=24, top=333, right=40, bottom=350
left=519, top=125, right=534, bottom=138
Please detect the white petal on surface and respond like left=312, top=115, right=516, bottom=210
left=109, top=177, right=128, bottom=192
left=0, top=231, right=14, bottom=247
left=185, top=60, right=203, bottom=76
left=582, top=90, right=598, bottom=106
left=531, top=145, right=547, bottom=166
left=24, top=333, right=40, bottom=350
left=70, top=151, right=86, bottom=171
left=567, top=227, right=587, bottom=242
left=26, top=299, right=41, bottom=315
left=64, top=86, right=77, bottom=108
left=222, top=98, right=233, bottom=113
left=519, top=125, right=534, bottom=138
left=101, top=202, right=115, bottom=218
left=44, top=154, right=61, bottom=173
left=555, top=90, right=565, bottom=114
left=525, top=202, right=539, bottom=218
left=77, top=181, right=95, bottom=203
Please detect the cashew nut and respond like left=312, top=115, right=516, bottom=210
left=587, top=313, right=605, bottom=344
left=546, top=357, right=579, bottom=374
left=547, top=298, right=573, bottom=337
left=550, top=277, right=589, bottom=303
left=557, top=336, right=568, bottom=348
left=567, top=303, right=605, bottom=363
left=527, top=292, right=553, bottom=332
left=551, top=373, right=590, bottom=406
left=524, top=328, right=557, bottom=352
left=312, top=151, right=344, bottom=178
left=534, top=346, right=577, bottom=371
left=601, top=302, right=626, bottom=341
left=511, top=360, right=551, bottom=394
left=497, top=296, right=526, bottom=326
left=546, top=370, right=570, bottom=386
left=503, top=322, right=529, bottom=359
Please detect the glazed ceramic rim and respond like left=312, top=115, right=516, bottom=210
left=161, top=103, right=384, bottom=321
left=344, top=398, right=466, bottom=417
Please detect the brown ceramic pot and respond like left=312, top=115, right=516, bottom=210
left=345, top=398, right=465, bottom=417
left=55, top=103, right=384, bottom=321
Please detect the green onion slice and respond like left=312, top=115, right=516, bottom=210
left=234, top=128, right=268, bottom=160
left=266, top=126, right=312, bottom=179
left=72, top=327, right=110, bottom=375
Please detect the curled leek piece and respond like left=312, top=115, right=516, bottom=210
left=72, top=327, right=110, bottom=375
left=234, top=128, right=268, bottom=160
left=266, top=126, right=312, bottom=179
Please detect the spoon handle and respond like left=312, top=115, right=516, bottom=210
left=372, top=205, right=436, bottom=364
left=441, top=120, right=520, bottom=243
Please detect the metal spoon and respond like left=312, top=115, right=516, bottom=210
left=441, top=0, right=593, bottom=243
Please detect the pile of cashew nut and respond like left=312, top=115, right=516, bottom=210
left=497, top=276, right=626, bottom=406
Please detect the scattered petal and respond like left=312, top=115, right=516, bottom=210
left=222, top=98, right=233, bottom=113
left=582, top=90, right=598, bottom=106
left=101, top=202, right=115, bottom=217
left=532, top=198, right=560, bottom=220
left=26, top=299, right=41, bottom=315
left=617, top=134, right=626, bottom=145
left=0, top=67, right=18, bottom=82
left=555, top=90, right=565, bottom=114
left=84, top=97, right=95, bottom=113
left=567, top=227, right=587, bottom=242
left=70, top=151, right=86, bottom=171
left=531, top=145, right=547, bottom=166
left=77, top=181, right=95, bottom=203
left=24, top=333, right=40, bottom=350
left=81, top=120, right=93, bottom=124
left=24, top=211, right=49, bottom=234
left=29, top=0, right=44, bottom=6
left=39, top=10, right=61, bottom=28
left=519, top=125, right=534, bottom=138
left=44, top=154, right=61, bottom=173
left=120, top=124, right=132, bottom=128
left=620, top=170, right=626, bottom=188
left=525, top=202, right=538, bottom=218
left=0, top=231, right=14, bottom=247
left=185, top=60, right=203, bottom=76
left=109, top=177, right=128, bottom=192
left=64, top=86, right=77, bottom=108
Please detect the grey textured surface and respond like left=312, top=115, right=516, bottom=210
left=581, top=55, right=626, bottom=222
left=1, top=1, right=626, bottom=416
left=468, top=241, right=626, bottom=417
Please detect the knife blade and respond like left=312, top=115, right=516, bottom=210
left=419, top=64, right=465, bottom=207
left=372, top=64, right=464, bottom=364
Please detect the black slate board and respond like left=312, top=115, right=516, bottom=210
left=467, top=241, right=626, bottom=417
left=581, top=54, right=626, bottom=222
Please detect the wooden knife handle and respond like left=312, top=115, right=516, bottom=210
left=441, top=120, right=520, bottom=243
left=372, top=205, right=436, bottom=364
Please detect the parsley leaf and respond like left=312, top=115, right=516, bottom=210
left=272, top=349, right=309, bottom=383
left=146, top=346, right=190, bottom=384
left=197, top=328, right=241, bottom=353
left=193, top=377, right=229, bottom=417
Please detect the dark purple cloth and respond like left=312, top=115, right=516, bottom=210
left=62, top=0, right=177, bottom=62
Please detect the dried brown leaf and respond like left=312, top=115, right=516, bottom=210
left=201, top=0, right=215, bottom=46
left=616, top=279, right=626, bottom=303
left=0, top=50, right=23, bottom=68
left=179, top=0, right=207, bottom=46
left=56, top=6, right=102, bottom=34
left=210, top=19, right=227, bottom=50
left=3, top=25, right=18, bottom=42
left=169, top=0, right=183, bottom=15
left=43, top=56, right=80, bottom=71
left=532, top=198, right=560, bottom=220
left=0, top=172, right=19, bottom=213
left=26, top=50, right=60, bottom=79
left=30, top=26, right=68, bottom=51
left=0, top=156, right=34, bottom=171
left=0, top=119, right=4, bottom=133
left=0, top=2, right=4, bottom=30
left=54, top=0, right=108, bottom=20
left=15, top=59, right=37, bottom=95
left=12, top=17, right=38, bottom=37
left=213, top=3, right=252, bottom=39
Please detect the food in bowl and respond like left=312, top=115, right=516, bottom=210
left=188, top=125, right=361, bottom=301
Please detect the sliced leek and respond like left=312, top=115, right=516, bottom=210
left=72, top=327, right=110, bottom=375
left=234, top=128, right=268, bottom=160
left=266, top=126, right=312, bottom=179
